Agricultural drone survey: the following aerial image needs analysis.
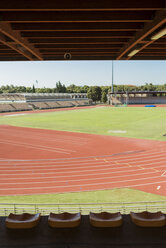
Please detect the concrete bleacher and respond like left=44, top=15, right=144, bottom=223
left=0, top=94, right=26, bottom=102
left=129, top=96, right=166, bottom=104
left=11, top=103, right=33, bottom=111
left=30, top=102, right=50, bottom=110
left=58, top=100, right=75, bottom=107
left=45, top=101, right=63, bottom=108
left=0, top=93, right=90, bottom=113
left=0, top=104, right=15, bottom=112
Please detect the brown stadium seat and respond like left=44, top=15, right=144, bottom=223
left=89, top=212, right=123, bottom=227
left=130, top=211, right=166, bottom=227
left=48, top=212, right=81, bottom=228
left=5, top=213, right=41, bottom=229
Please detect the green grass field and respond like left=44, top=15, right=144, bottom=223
left=0, top=188, right=166, bottom=204
left=1, top=106, right=166, bottom=141
left=1, top=106, right=166, bottom=203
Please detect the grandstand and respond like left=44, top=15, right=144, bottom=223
left=108, top=91, right=166, bottom=105
left=0, top=93, right=90, bottom=113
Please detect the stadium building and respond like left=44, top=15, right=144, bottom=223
left=108, top=91, right=166, bottom=105
left=0, top=93, right=90, bottom=113
left=0, top=1, right=166, bottom=247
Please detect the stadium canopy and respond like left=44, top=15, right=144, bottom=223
left=0, top=0, right=165, bottom=61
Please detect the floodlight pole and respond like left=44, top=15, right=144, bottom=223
left=111, top=60, right=114, bottom=94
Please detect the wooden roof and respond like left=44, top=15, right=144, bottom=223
left=0, top=0, right=166, bottom=61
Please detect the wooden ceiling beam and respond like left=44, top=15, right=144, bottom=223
left=0, top=56, right=28, bottom=61
left=0, top=23, right=43, bottom=60
left=0, top=11, right=154, bottom=23
left=35, top=44, right=122, bottom=49
left=0, top=49, right=21, bottom=54
left=43, top=55, right=117, bottom=60
left=135, top=53, right=166, bottom=56
left=144, top=44, right=166, bottom=49
left=22, top=31, right=134, bottom=38
left=29, top=38, right=128, bottom=44
left=40, top=48, right=120, bottom=53
left=0, top=32, right=33, bottom=60
left=0, top=0, right=164, bottom=11
left=43, top=51, right=117, bottom=56
left=41, top=49, right=119, bottom=53
left=138, top=50, right=166, bottom=53
left=116, top=10, right=166, bottom=60
left=132, top=56, right=166, bottom=60
left=11, top=23, right=143, bottom=32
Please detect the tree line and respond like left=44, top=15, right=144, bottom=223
left=0, top=82, right=166, bottom=103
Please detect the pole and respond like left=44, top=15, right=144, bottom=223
left=112, top=61, right=114, bottom=94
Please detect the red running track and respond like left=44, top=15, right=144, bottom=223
left=1, top=124, right=166, bottom=196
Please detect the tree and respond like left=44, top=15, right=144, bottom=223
left=66, top=84, right=77, bottom=93
left=87, top=86, right=102, bottom=102
left=101, top=91, right=107, bottom=103
left=54, top=81, right=66, bottom=93
left=32, top=84, right=36, bottom=93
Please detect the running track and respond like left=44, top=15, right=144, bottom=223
left=1, top=109, right=166, bottom=196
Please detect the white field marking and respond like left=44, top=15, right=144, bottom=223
left=0, top=140, right=71, bottom=154
left=0, top=166, right=150, bottom=180
left=0, top=170, right=162, bottom=185
left=0, top=131, right=87, bottom=146
left=157, top=186, right=161, bottom=190
left=0, top=156, right=166, bottom=173
left=108, top=130, right=127, bottom=133
left=0, top=126, right=89, bottom=144
left=1, top=152, right=165, bottom=171
left=114, top=156, right=166, bottom=166
left=0, top=147, right=164, bottom=163
left=0, top=161, right=113, bottom=169
left=2, top=179, right=166, bottom=196
left=0, top=140, right=73, bottom=154
left=0, top=139, right=75, bottom=153
left=1, top=163, right=163, bottom=180
left=0, top=176, right=165, bottom=191
left=4, top=113, right=28, bottom=117
left=112, top=152, right=166, bottom=164
left=161, top=171, right=166, bottom=177
left=0, top=153, right=166, bottom=171
left=1, top=128, right=166, bottom=159
left=0, top=148, right=165, bottom=166
left=0, top=162, right=166, bottom=178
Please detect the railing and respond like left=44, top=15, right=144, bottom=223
left=1, top=201, right=166, bottom=216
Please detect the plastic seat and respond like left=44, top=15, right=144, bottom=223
left=48, top=212, right=81, bottom=228
left=130, top=211, right=166, bottom=227
left=6, top=213, right=41, bottom=229
left=89, top=212, right=123, bottom=227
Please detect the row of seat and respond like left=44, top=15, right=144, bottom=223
left=5, top=211, right=166, bottom=229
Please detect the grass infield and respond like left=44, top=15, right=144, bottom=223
left=1, top=106, right=166, bottom=141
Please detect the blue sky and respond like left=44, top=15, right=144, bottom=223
left=0, top=60, right=165, bottom=88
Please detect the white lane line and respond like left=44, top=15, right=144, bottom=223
left=0, top=163, right=165, bottom=178
left=0, top=140, right=72, bottom=154
left=0, top=149, right=165, bottom=166
left=0, top=170, right=162, bottom=185
left=0, top=126, right=88, bottom=144
left=0, top=156, right=166, bottom=173
left=0, top=147, right=165, bottom=165
left=161, top=171, right=166, bottom=177
left=0, top=176, right=165, bottom=191
left=1, top=139, right=75, bottom=153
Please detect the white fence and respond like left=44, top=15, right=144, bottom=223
left=1, top=201, right=166, bottom=216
